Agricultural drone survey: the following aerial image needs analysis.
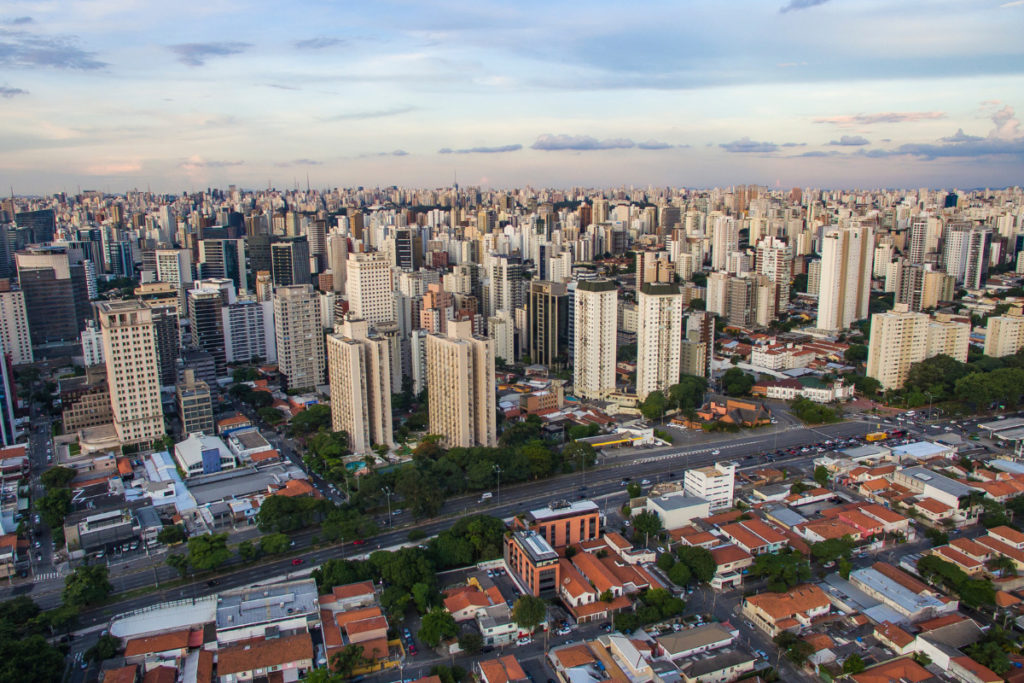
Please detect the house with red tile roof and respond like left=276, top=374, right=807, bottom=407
left=476, top=654, right=529, bottom=683
left=741, top=584, right=831, bottom=636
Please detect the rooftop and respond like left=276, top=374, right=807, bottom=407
left=215, top=579, right=319, bottom=631
left=850, top=566, right=946, bottom=614
left=899, top=466, right=977, bottom=499
left=527, top=499, right=599, bottom=523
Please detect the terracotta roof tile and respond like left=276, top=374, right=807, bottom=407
left=216, top=632, right=314, bottom=676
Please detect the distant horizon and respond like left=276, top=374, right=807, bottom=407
left=2, top=0, right=1022, bottom=194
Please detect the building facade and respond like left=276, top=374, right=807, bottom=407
left=273, top=285, right=325, bottom=391
left=426, top=320, right=496, bottom=448
left=98, top=301, right=165, bottom=444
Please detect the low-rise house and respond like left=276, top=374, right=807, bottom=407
left=852, top=657, right=935, bottom=683
left=215, top=632, right=314, bottom=682
left=849, top=562, right=958, bottom=622
left=677, top=648, right=757, bottom=683
left=718, top=519, right=787, bottom=556
left=123, top=629, right=192, bottom=670
left=874, top=621, right=915, bottom=655
left=656, top=623, right=735, bottom=661
left=709, top=544, right=753, bottom=590
left=741, top=584, right=831, bottom=636
left=475, top=654, right=528, bottom=683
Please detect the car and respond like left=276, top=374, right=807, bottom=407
left=556, top=627, right=571, bottom=636
left=33, top=514, right=40, bottom=524
left=711, top=449, right=720, bottom=455
left=33, top=541, right=40, bottom=549
left=623, top=520, right=631, bottom=526
left=206, top=579, right=218, bottom=587
left=408, top=644, right=417, bottom=656
left=393, top=509, right=404, bottom=515
left=640, top=479, right=651, bottom=486
left=292, top=558, right=304, bottom=566
left=517, top=636, right=532, bottom=646
left=601, top=623, right=612, bottom=632
left=620, top=480, right=629, bottom=486
left=656, top=546, right=665, bottom=553
left=352, top=539, right=366, bottom=545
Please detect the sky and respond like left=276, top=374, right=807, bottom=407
left=1, top=0, right=1023, bottom=194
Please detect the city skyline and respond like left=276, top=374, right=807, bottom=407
left=1, top=0, right=1023, bottom=193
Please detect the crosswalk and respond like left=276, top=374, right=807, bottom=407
left=34, top=571, right=59, bottom=581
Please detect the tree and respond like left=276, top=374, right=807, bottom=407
left=289, top=403, right=332, bottom=435
left=626, top=482, right=642, bottom=498
left=838, top=557, right=853, bottom=580
left=656, top=553, right=676, bottom=571
left=774, top=631, right=814, bottom=665
left=844, top=344, right=868, bottom=365
left=157, top=525, right=185, bottom=545
left=842, top=653, right=866, bottom=674
left=813, top=465, right=830, bottom=487
left=810, top=537, right=855, bottom=565
left=331, top=644, right=369, bottom=678
left=689, top=298, right=706, bottom=310
left=965, top=626, right=1014, bottom=676
left=259, top=533, right=291, bottom=555
left=676, top=545, right=717, bottom=583
left=40, top=467, right=76, bottom=489
left=750, top=550, right=811, bottom=592
left=187, top=533, right=231, bottom=572
left=418, top=607, right=458, bottom=647
left=667, top=562, right=692, bottom=586
left=631, top=510, right=663, bottom=544
left=258, top=406, right=284, bottom=424
left=63, top=565, right=113, bottom=607
left=511, top=594, right=547, bottom=632
left=458, top=631, right=483, bottom=654
left=669, top=376, right=707, bottom=411
left=924, top=527, right=949, bottom=547
left=640, top=390, right=668, bottom=421
left=563, top=441, right=596, bottom=473
left=237, top=540, right=258, bottom=563
left=86, top=634, right=121, bottom=662
left=166, top=553, right=189, bottom=577
left=412, top=582, right=436, bottom=614
left=721, top=367, right=755, bottom=396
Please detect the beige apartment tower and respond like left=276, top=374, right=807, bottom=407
left=866, top=304, right=970, bottom=390
left=273, top=284, right=325, bottom=391
left=984, top=309, right=1024, bottom=357
left=326, top=318, right=394, bottom=455
left=98, top=301, right=165, bottom=444
left=817, top=225, right=874, bottom=332
left=346, top=251, right=394, bottom=325
left=426, top=320, right=496, bottom=448
left=573, top=280, right=618, bottom=400
left=636, top=282, right=683, bottom=401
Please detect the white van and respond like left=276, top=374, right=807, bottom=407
left=479, top=492, right=493, bottom=502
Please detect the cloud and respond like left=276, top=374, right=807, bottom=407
left=360, top=150, right=409, bottom=158
left=0, top=85, right=27, bottom=98
left=530, top=134, right=672, bottom=151
left=3, top=17, right=33, bottom=25
left=814, top=111, right=946, bottom=126
left=719, top=137, right=778, bottom=153
left=275, top=158, right=323, bottom=167
left=294, top=37, right=344, bottom=50
left=780, top=0, right=831, bottom=13
left=829, top=135, right=870, bottom=146
left=266, top=83, right=300, bottom=91
left=940, top=129, right=983, bottom=143
left=781, top=142, right=806, bottom=147
left=180, top=158, right=244, bottom=169
left=168, top=42, right=251, bottom=67
left=439, top=144, right=522, bottom=154
left=326, top=106, right=416, bottom=121
left=85, top=161, right=141, bottom=175
left=795, top=150, right=842, bottom=157
left=1001, top=0, right=1024, bottom=7
left=0, top=28, right=106, bottom=69
left=990, top=104, right=1021, bottom=139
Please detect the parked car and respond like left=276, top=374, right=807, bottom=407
left=292, top=558, right=304, bottom=566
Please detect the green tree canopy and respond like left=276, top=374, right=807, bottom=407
left=186, top=533, right=231, bottom=572
left=640, top=390, right=668, bottom=421
left=512, top=594, right=547, bottom=632
left=418, top=607, right=458, bottom=647
left=721, top=367, right=755, bottom=396
left=676, top=545, right=717, bottom=583
left=62, top=565, right=112, bottom=607
left=750, top=550, right=811, bottom=592
left=40, top=466, right=76, bottom=489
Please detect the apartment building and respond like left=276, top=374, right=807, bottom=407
left=425, top=320, right=496, bottom=448
left=573, top=279, right=618, bottom=399
left=326, top=317, right=393, bottom=455
left=984, top=308, right=1024, bottom=357
left=866, top=304, right=970, bottom=390
left=273, top=284, right=325, bottom=391
left=636, top=282, right=682, bottom=401
left=683, top=462, right=737, bottom=511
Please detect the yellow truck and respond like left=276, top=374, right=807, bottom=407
left=865, top=431, right=888, bottom=442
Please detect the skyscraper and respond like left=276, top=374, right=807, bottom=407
left=148, top=303, right=180, bottom=387
left=426, top=320, right=496, bottom=448
left=527, top=280, right=568, bottom=368
left=816, top=225, right=873, bottom=332
left=155, top=248, right=193, bottom=288
left=188, top=287, right=228, bottom=377
left=273, top=284, right=325, bottom=391
left=393, top=227, right=422, bottom=271
left=326, top=317, right=393, bottom=454
left=944, top=225, right=991, bottom=289
left=347, top=252, right=394, bottom=325
left=984, top=309, right=1024, bottom=358
left=636, top=282, right=683, bottom=401
left=98, top=300, right=165, bottom=444
left=573, top=279, right=618, bottom=400
left=15, top=246, right=92, bottom=344
left=0, top=280, right=32, bottom=365
left=199, top=239, right=247, bottom=292
left=270, top=236, right=311, bottom=287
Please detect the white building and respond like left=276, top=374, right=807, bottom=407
left=817, top=224, right=873, bottom=332
left=0, top=285, right=32, bottom=365
left=346, top=251, right=394, bottom=325
left=683, top=462, right=737, bottom=511
left=222, top=298, right=276, bottom=363
left=636, top=282, right=682, bottom=401
left=273, top=285, right=325, bottom=391
left=173, top=433, right=237, bottom=478
left=573, top=279, right=618, bottom=399
left=80, top=319, right=104, bottom=367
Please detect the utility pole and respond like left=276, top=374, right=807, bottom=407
left=382, top=486, right=393, bottom=528
left=493, top=465, right=502, bottom=503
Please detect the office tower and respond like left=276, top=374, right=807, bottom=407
left=348, top=209, right=365, bottom=242
left=255, top=271, right=273, bottom=302
left=636, top=282, right=683, bottom=401
left=98, top=301, right=165, bottom=444
left=15, top=245, right=92, bottom=344
left=0, top=280, right=32, bottom=365
left=706, top=271, right=729, bottom=317
left=326, top=317, right=393, bottom=455
left=756, top=237, right=792, bottom=310
left=155, top=249, right=193, bottom=288
left=683, top=462, right=736, bottom=511
left=527, top=280, right=568, bottom=368
left=105, top=240, right=134, bottom=278
left=326, top=234, right=348, bottom=294
left=246, top=233, right=275, bottom=274
left=14, top=208, right=56, bottom=243
left=81, top=320, right=104, bottom=366
left=198, top=239, right=247, bottom=292
left=426, top=320, right=496, bottom=448
left=816, top=225, right=873, bottom=332
left=726, top=276, right=756, bottom=329
left=393, top=227, right=422, bottom=271
left=985, top=309, right=1024, bottom=357
left=807, top=259, right=821, bottom=296
left=306, top=219, right=327, bottom=270
left=273, top=284, right=325, bottom=391
left=270, top=236, right=311, bottom=287
left=148, top=304, right=179, bottom=387
left=347, top=252, right=394, bottom=325
left=0, top=339, right=16, bottom=445
left=223, top=298, right=276, bottom=363
left=573, top=279, right=618, bottom=400
left=488, top=309, right=515, bottom=366
left=908, top=217, right=928, bottom=263
left=944, top=225, right=991, bottom=289
left=177, top=368, right=214, bottom=436
left=487, top=255, right=525, bottom=316
left=187, top=288, right=227, bottom=377
left=635, top=251, right=672, bottom=290
left=156, top=205, right=175, bottom=243
left=866, top=305, right=969, bottom=390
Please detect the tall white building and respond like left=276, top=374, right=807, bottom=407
left=326, top=317, right=393, bottom=455
left=80, top=320, right=104, bottom=366
left=636, top=282, right=683, bottom=401
left=985, top=310, right=1024, bottom=358
left=154, top=248, right=193, bottom=288
left=683, top=462, right=737, bottom=511
left=346, top=252, right=394, bottom=325
left=817, top=225, right=873, bottom=332
left=573, top=279, right=618, bottom=400
left=98, top=301, right=164, bottom=445
left=0, top=284, right=33, bottom=365
left=710, top=215, right=740, bottom=271
left=273, top=285, right=325, bottom=391
left=943, top=225, right=991, bottom=289
left=756, top=237, right=792, bottom=310
left=426, top=320, right=496, bottom=448
left=222, top=299, right=276, bottom=363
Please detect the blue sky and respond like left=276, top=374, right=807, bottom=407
left=1, top=0, right=1023, bottom=193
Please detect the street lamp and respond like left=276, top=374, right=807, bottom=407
left=924, top=391, right=934, bottom=420
left=382, top=486, right=393, bottom=528
left=493, top=465, right=502, bottom=503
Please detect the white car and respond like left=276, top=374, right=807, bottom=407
left=517, top=636, right=532, bottom=646
left=711, top=449, right=720, bottom=455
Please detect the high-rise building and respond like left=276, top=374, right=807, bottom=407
left=756, top=237, right=792, bottom=310
left=908, top=216, right=928, bottom=263
left=255, top=271, right=273, bottom=302
left=326, top=317, right=393, bottom=454
left=148, top=304, right=180, bottom=387
left=155, top=248, right=193, bottom=288
left=188, top=287, right=227, bottom=377
left=817, top=225, right=873, bottom=332
left=487, top=254, right=525, bottom=316
left=223, top=298, right=276, bottom=363
left=0, top=338, right=17, bottom=445
left=177, top=368, right=214, bottom=436
left=270, top=236, right=311, bottom=287
left=985, top=309, right=1024, bottom=358
left=393, top=227, right=422, bottom=271
left=636, top=282, right=683, bottom=401
left=527, top=281, right=568, bottom=368
left=573, top=279, right=618, bottom=400
left=15, top=246, right=92, bottom=344
left=326, top=234, right=348, bottom=294
left=866, top=304, right=970, bottom=390
left=683, top=462, right=736, bottom=511
left=199, top=239, right=247, bottom=292
left=347, top=252, right=394, bottom=325
left=98, top=301, right=165, bottom=445
left=0, top=280, right=33, bottom=365
left=80, top=320, right=104, bottom=367
left=686, top=310, right=715, bottom=379
left=273, top=285, right=325, bottom=391
left=944, top=225, right=991, bottom=289
left=426, top=320, right=496, bottom=448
